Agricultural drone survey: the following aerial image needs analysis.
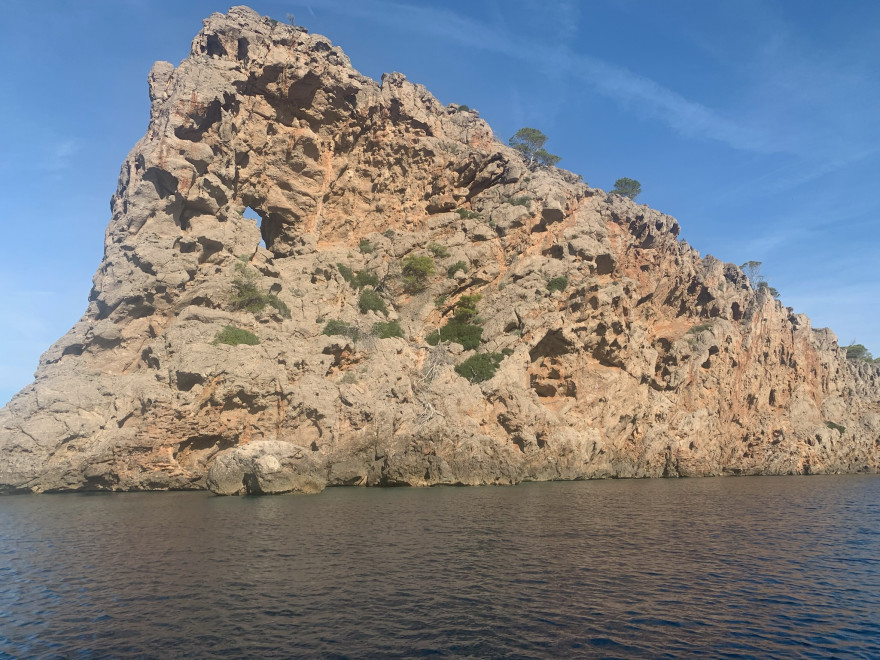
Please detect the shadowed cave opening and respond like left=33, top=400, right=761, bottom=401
left=243, top=206, right=268, bottom=250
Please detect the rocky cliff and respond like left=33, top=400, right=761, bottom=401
left=1, top=6, right=878, bottom=494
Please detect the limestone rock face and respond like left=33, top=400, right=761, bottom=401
left=1, top=6, right=878, bottom=494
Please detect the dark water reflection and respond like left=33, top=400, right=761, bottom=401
left=1, top=476, right=878, bottom=657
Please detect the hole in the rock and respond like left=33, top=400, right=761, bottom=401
left=243, top=206, right=268, bottom=250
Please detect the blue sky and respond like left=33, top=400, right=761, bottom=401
left=1, top=0, right=878, bottom=405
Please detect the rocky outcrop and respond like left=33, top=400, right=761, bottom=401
left=1, top=6, right=878, bottom=494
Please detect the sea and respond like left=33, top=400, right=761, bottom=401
left=1, top=475, right=878, bottom=658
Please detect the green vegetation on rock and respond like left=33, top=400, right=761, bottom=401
left=338, top=263, right=379, bottom=289
left=843, top=343, right=876, bottom=362
left=455, top=352, right=505, bottom=383
left=508, top=127, right=561, bottom=168
left=453, top=294, right=481, bottom=323
left=547, top=276, right=568, bottom=293
left=358, top=238, right=374, bottom=254
left=213, top=325, right=260, bottom=346
left=610, top=177, right=641, bottom=200
left=401, top=255, right=435, bottom=293
left=427, top=293, right=484, bottom=350
left=231, top=261, right=290, bottom=318
left=447, top=260, right=468, bottom=278
left=428, top=242, right=450, bottom=258
left=358, top=289, right=388, bottom=315
left=372, top=320, right=404, bottom=339
left=427, top=319, right=483, bottom=351
left=322, top=319, right=360, bottom=340
left=825, top=421, right=846, bottom=434
left=687, top=323, right=713, bottom=334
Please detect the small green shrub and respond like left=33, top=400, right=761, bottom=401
left=337, top=263, right=355, bottom=284
left=230, top=262, right=289, bottom=318
left=213, top=325, right=259, bottom=346
left=456, top=208, right=480, bottom=219
left=447, top=260, right=468, bottom=278
left=454, top=294, right=481, bottom=323
left=322, top=319, right=360, bottom=340
left=434, top=294, right=447, bottom=310
left=231, top=262, right=265, bottom=312
left=265, top=294, right=291, bottom=319
left=455, top=352, right=504, bottom=383
left=825, top=421, right=846, bottom=434
left=844, top=344, right=874, bottom=361
left=338, top=263, right=378, bottom=290
left=358, top=238, right=374, bottom=254
left=687, top=323, right=713, bottom=334
left=547, top=276, right=568, bottom=293
left=383, top=229, right=395, bottom=239
left=352, top=270, right=379, bottom=289
left=373, top=320, right=404, bottom=339
left=428, top=242, right=450, bottom=258
left=358, top=289, right=388, bottom=315
left=340, top=371, right=359, bottom=384
left=501, top=347, right=514, bottom=356
left=507, top=196, right=531, bottom=207
left=426, top=318, right=483, bottom=351
left=401, top=255, right=435, bottom=293
left=456, top=104, right=470, bottom=113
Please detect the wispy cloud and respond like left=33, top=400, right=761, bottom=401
left=297, top=0, right=769, bottom=152
left=43, top=138, right=80, bottom=171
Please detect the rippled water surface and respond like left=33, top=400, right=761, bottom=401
left=1, top=476, right=879, bottom=658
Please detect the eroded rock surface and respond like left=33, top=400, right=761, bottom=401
left=1, top=6, right=878, bottom=494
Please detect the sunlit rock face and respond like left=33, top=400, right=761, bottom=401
left=1, top=6, right=877, bottom=494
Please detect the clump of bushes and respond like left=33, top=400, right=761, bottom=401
left=337, top=263, right=355, bottom=283
left=358, top=238, right=374, bottom=254
left=687, top=323, right=713, bottom=334
left=401, top=255, right=435, bottom=293
left=264, top=294, right=290, bottom=318
left=454, top=352, right=504, bottom=383
left=426, top=293, right=484, bottom=350
left=353, top=271, right=379, bottom=289
left=322, top=319, right=360, bottom=340
left=453, top=294, right=481, bottom=323
left=447, top=260, right=468, bottom=278
left=358, top=289, right=388, bottom=315
left=825, top=421, right=846, bottom=434
left=547, top=276, right=568, bottom=293
left=373, top=320, right=404, bottom=339
left=456, top=208, right=480, bottom=220
left=507, top=196, right=531, bottom=207
left=427, top=320, right=483, bottom=350
left=610, top=177, right=641, bottom=200
left=844, top=343, right=875, bottom=362
left=213, top=325, right=260, bottom=346
left=455, top=104, right=470, bottom=113
left=337, top=263, right=379, bottom=290
left=428, top=242, right=450, bottom=258
left=231, top=262, right=290, bottom=318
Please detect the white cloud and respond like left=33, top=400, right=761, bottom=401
left=297, top=0, right=769, bottom=152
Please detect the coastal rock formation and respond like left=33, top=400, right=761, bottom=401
left=1, top=6, right=878, bottom=493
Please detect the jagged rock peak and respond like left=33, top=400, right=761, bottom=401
left=0, top=6, right=877, bottom=494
